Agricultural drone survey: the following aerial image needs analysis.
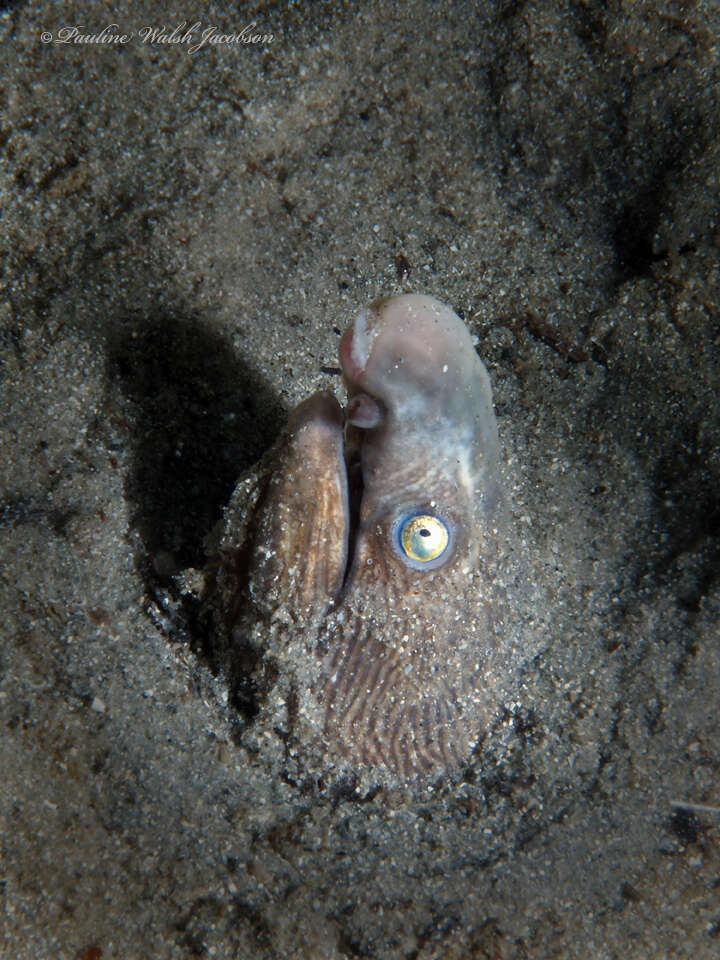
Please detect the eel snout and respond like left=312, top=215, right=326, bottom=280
left=338, top=293, right=499, bottom=544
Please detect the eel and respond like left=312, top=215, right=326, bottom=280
left=207, top=294, right=513, bottom=786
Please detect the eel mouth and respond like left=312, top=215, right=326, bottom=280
left=341, top=440, right=364, bottom=595
left=336, top=301, right=392, bottom=597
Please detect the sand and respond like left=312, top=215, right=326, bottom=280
left=2, top=1, right=719, bottom=957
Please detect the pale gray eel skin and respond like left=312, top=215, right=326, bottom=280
left=209, top=294, right=511, bottom=786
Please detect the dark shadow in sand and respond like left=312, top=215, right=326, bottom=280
left=106, top=311, right=286, bottom=572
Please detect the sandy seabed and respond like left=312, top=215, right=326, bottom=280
left=1, top=2, right=719, bottom=958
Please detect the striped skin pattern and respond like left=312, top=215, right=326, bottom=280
left=212, top=295, right=508, bottom=786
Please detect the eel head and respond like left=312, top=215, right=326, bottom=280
left=208, top=294, right=513, bottom=786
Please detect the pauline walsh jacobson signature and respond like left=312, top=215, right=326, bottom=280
left=42, top=21, right=274, bottom=53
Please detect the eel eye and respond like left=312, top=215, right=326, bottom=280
left=395, top=513, right=451, bottom=568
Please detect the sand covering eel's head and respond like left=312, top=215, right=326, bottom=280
left=209, top=294, right=514, bottom=787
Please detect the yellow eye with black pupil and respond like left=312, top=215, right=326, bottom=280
left=400, top=515, right=449, bottom=563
